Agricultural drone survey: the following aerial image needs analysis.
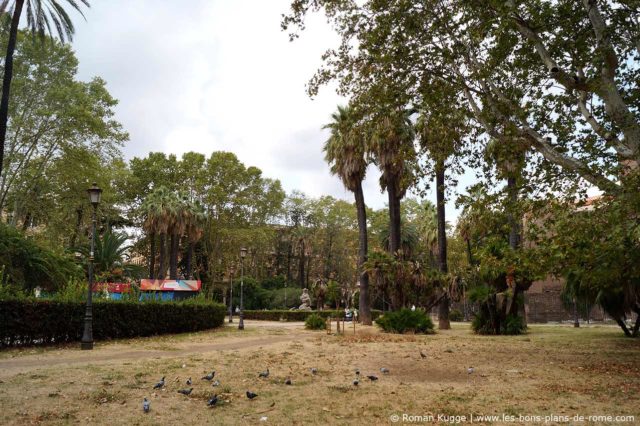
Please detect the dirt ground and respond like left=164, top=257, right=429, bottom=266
left=0, top=321, right=638, bottom=425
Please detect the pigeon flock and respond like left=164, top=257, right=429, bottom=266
left=141, top=364, right=395, bottom=413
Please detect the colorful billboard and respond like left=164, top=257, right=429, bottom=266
left=140, top=279, right=202, bottom=292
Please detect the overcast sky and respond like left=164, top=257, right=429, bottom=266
left=70, top=0, right=472, bottom=220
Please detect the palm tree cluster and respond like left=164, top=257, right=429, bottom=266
left=141, top=187, right=205, bottom=280
left=323, top=104, right=438, bottom=318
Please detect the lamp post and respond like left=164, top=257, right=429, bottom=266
left=81, top=183, right=102, bottom=350
left=239, top=247, right=247, bottom=330
left=228, top=265, right=235, bottom=323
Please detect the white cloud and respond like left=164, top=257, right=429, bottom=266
left=70, top=0, right=465, bottom=219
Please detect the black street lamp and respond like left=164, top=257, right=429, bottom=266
left=81, top=183, right=102, bottom=350
left=238, top=247, right=247, bottom=330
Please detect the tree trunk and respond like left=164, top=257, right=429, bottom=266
left=298, top=240, right=305, bottom=287
left=436, top=162, right=450, bottom=330
left=632, top=313, right=639, bottom=338
left=20, top=211, right=30, bottom=231
left=158, top=233, right=166, bottom=280
left=614, top=316, right=632, bottom=337
left=148, top=231, right=156, bottom=279
left=354, top=182, right=371, bottom=325
left=169, top=232, right=178, bottom=280
left=465, top=238, right=474, bottom=266
left=70, top=207, right=83, bottom=249
left=186, top=242, right=193, bottom=279
left=0, top=0, right=24, bottom=180
left=387, top=175, right=402, bottom=310
left=387, top=178, right=401, bottom=256
left=506, top=174, right=523, bottom=318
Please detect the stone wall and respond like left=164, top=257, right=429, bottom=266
left=525, top=276, right=605, bottom=323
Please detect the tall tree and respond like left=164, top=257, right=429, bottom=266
left=323, top=105, right=373, bottom=324
left=416, top=83, right=468, bottom=329
left=0, top=0, right=89, bottom=179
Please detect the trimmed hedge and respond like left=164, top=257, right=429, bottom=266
left=241, top=309, right=383, bottom=322
left=0, top=299, right=226, bottom=347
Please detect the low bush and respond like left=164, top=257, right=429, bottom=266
left=241, top=309, right=382, bottom=322
left=449, top=309, right=464, bottom=322
left=0, top=299, right=226, bottom=347
left=471, top=310, right=527, bottom=335
left=305, top=313, right=326, bottom=330
left=375, top=308, right=435, bottom=334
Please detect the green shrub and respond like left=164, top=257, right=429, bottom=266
left=375, top=309, right=434, bottom=334
left=471, top=310, right=527, bottom=335
left=0, top=299, right=226, bottom=347
left=504, top=314, right=527, bottom=335
left=0, top=223, right=81, bottom=292
left=305, top=313, right=326, bottom=330
left=449, top=309, right=464, bottom=322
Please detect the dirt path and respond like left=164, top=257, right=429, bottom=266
left=0, top=322, right=312, bottom=378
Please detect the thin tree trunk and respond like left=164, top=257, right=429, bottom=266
left=387, top=179, right=401, bottom=256
left=148, top=231, right=156, bottom=279
left=436, top=162, right=450, bottom=330
left=507, top=174, right=523, bottom=318
left=158, top=233, right=166, bottom=280
left=387, top=176, right=402, bottom=310
left=70, top=207, right=83, bottom=249
left=20, top=211, right=30, bottom=231
left=0, top=0, right=25, bottom=180
left=186, top=241, right=193, bottom=279
left=614, top=316, right=632, bottom=337
left=632, top=313, right=639, bottom=338
left=298, top=240, right=305, bottom=287
left=354, top=182, right=371, bottom=325
left=169, top=232, right=178, bottom=280
left=465, top=238, right=474, bottom=266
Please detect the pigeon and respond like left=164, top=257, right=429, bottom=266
left=177, top=388, right=193, bottom=395
left=153, top=377, right=165, bottom=389
left=353, top=379, right=359, bottom=386
left=467, top=367, right=474, bottom=375
left=142, top=397, right=150, bottom=413
left=246, top=391, right=258, bottom=400
left=367, top=375, right=378, bottom=381
left=202, top=371, right=215, bottom=381
left=212, top=380, right=220, bottom=387
left=207, top=395, right=218, bottom=407
left=380, top=367, right=390, bottom=374
left=186, top=377, right=192, bottom=386
left=258, top=368, right=270, bottom=378
left=310, top=368, right=318, bottom=375
left=285, top=378, right=292, bottom=385
left=420, top=350, right=427, bottom=359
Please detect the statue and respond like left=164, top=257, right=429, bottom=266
left=312, top=278, right=327, bottom=310
left=299, top=288, right=312, bottom=310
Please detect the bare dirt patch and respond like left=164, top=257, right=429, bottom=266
left=0, top=322, right=638, bottom=425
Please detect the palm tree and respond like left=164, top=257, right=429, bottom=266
left=323, top=105, right=373, bottom=324
left=416, top=103, right=466, bottom=329
left=485, top=136, right=528, bottom=317
left=141, top=190, right=164, bottom=279
left=184, top=199, right=205, bottom=279
left=0, top=0, right=90, bottom=179
left=370, top=107, right=416, bottom=310
left=149, top=186, right=174, bottom=280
